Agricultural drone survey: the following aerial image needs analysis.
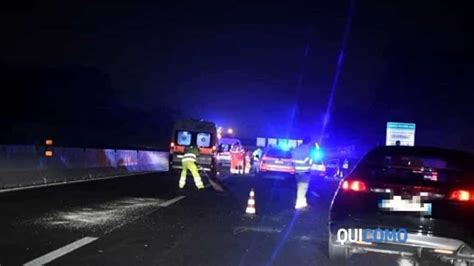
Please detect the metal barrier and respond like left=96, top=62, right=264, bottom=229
left=0, top=145, right=169, bottom=190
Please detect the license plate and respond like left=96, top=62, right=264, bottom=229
left=274, top=160, right=284, bottom=164
left=379, top=195, right=432, bottom=215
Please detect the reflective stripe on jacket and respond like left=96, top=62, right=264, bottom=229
left=292, top=144, right=312, bottom=172
left=294, top=160, right=312, bottom=172
left=182, top=153, right=197, bottom=163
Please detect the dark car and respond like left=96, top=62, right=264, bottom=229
left=328, top=146, right=474, bottom=264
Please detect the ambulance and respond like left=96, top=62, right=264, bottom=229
left=169, top=119, right=218, bottom=178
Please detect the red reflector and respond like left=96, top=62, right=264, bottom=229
left=449, top=190, right=471, bottom=201
left=342, top=180, right=367, bottom=192
left=351, top=181, right=367, bottom=192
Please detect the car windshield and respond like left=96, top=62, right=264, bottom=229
left=218, top=144, right=231, bottom=152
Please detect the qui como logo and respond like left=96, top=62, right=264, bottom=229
left=336, top=228, right=408, bottom=245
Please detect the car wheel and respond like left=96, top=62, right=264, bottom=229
left=328, top=236, right=351, bottom=263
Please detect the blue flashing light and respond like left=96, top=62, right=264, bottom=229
left=278, top=142, right=290, bottom=151
left=310, top=149, right=324, bottom=161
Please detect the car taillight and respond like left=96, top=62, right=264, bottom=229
left=449, top=190, right=472, bottom=201
left=170, top=142, right=175, bottom=148
left=342, top=180, right=368, bottom=192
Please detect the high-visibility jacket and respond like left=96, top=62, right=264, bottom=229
left=292, top=143, right=312, bottom=173
left=230, top=149, right=245, bottom=173
left=182, top=146, right=199, bottom=163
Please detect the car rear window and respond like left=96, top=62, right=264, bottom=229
left=266, top=149, right=292, bottom=159
left=359, top=148, right=474, bottom=184
left=197, top=132, right=212, bottom=148
left=177, top=131, right=192, bottom=146
left=218, top=144, right=231, bottom=152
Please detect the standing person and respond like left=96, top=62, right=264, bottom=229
left=244, top=149, right=254, bottom=174
left=230, top=142, right=245, bottom=174
left=179, top=145, right=205, bottom=190
left=292, top=137, right=313, bottom=209
left=341, top=158, right=349, bottom=177
left=251, top=147, right=263, bottom=174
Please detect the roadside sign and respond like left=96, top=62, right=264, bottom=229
left=267, top=138, right=277, bottom=147
left=256, top=137, right=266, bottom=147
left=386, top=122, right=416, bottom=146
left=255, top=137, right=304, bottom=148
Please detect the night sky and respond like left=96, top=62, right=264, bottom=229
left=1, top=1, right=473, bottom=150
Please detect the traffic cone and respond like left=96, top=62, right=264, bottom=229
left=245, top=188, right=256, bottom=215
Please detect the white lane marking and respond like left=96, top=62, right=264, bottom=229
left=23, top=237, right=98, bottom=266
left=233, top=226, right=283, bottom=234
left=159, top=195, right=186, bottom=207
left=298, top=235, right=312, bottom=241
left=233, top=226, right=315, bottom=242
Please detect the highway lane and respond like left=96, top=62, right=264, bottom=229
left=0, top=172, right=182, bottom=265
left=0, top=172, right=449, bottom=266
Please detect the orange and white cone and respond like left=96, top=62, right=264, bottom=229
left=245, top=188, right=256, bottom=215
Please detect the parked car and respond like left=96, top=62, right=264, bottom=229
left=258, top=148, right=295, bottom=178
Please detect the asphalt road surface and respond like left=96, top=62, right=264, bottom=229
left=0, top=172, right=452, bottom=266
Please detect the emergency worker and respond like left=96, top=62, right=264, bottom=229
left=244, top=150, right=252, bottom=174
left=230, top=142, right=245, bottom=174
left=179, top=145, right=205, bottom=189
left=292, top=137, right=313, bottom=209
left=341, top=158, right=349, bottom=177
left=253, top=148, right=262, bottom=161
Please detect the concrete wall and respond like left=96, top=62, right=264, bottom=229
left=0, top=145, right=169, bottom=190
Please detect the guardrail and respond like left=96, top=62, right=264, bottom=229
left=0, top=145, right=169, bottom=191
